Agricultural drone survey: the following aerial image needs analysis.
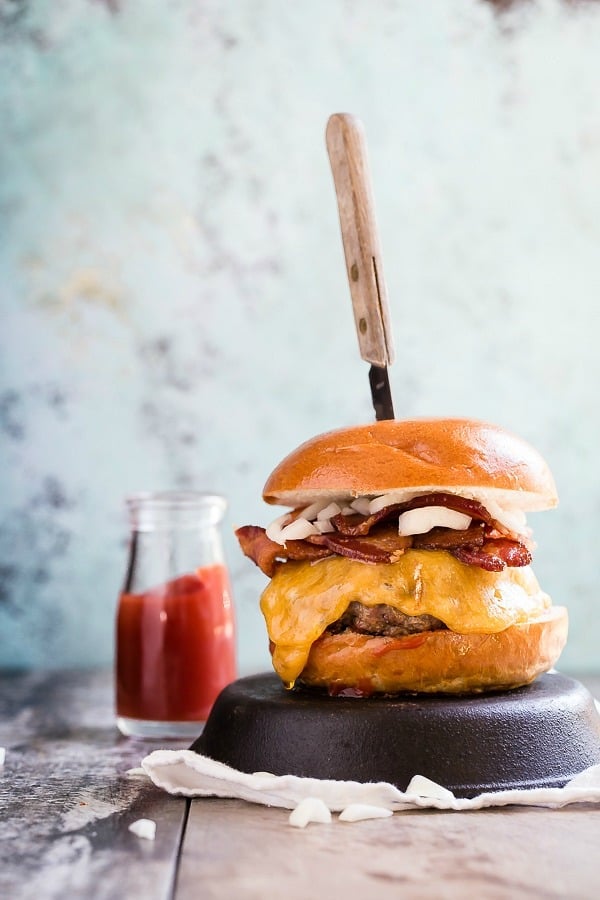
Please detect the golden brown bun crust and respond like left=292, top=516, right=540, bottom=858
left=298, top=606, right=568, bottom=695
left=263, top=418, right=557, bottom=510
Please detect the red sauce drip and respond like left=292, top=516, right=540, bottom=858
left=328, top=681, right=375, bottom=698
left=371, top=633, right=429, bottom=656
left=116, top=565, right=236, bottom=722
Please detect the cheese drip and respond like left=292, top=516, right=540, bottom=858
left=260, top=550, right=551, bottom=686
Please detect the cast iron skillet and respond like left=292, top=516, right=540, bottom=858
left=191, top=671, right=600, bottom=798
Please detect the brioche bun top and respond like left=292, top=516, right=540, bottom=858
left=262, top=418, right=558, bottom=511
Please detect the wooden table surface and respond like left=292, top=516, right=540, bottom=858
left=1, top=670, right=599, bottom=900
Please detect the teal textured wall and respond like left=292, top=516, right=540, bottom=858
left=1, top=0, right=599, bottom=674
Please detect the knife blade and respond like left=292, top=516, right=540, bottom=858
left=368, top=364, right=395, bottom=421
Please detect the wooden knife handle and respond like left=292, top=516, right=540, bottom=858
left=326, top=113, right=395, bottom=367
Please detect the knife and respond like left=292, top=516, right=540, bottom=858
left=326, top=112, right=395, bottom=421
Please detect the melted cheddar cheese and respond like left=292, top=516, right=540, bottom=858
left=259, top=550, right=551, bottom=686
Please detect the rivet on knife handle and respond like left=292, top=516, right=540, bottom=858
left=326, top=113, right=395, bottom=370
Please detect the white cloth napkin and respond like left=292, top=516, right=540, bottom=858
left=141, top=749, right=600, bottom=813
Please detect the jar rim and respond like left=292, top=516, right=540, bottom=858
left=125, top=492, right=227, bottom=529
left=126, top=491, right=226, bottom=511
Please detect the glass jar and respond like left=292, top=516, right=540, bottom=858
left=115, top=491, right=237, bottom=739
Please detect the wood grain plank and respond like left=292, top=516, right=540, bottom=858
left=179, top=798, right=600, bottom=900
left=0, top=670, right=189, bottom=900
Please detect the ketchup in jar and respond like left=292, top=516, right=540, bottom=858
left=115, top=492, right=237, bottom=738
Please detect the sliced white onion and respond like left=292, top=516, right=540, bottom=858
left=280, top=517, right=320, bottom=542
left=368, top=493, right=405, bottom=515
left=339, top=804, right=393, bottom=822
left=266, top=512, right=293, bottom=544
left=484, top=501, right=528, bottom=535
left=265, top=503, right=341, bottom=545
left=289, top=797, right=332, bottom=828
left=314, top=519, right=335, bottom=534
left=128, top=819, right=156, bottom=840
left=340, top=506, right=355, bottom=516
left=300, top=499, right=333, bottom=521
left=317, top=502, right=342, bottom=521
left=350, top=497, right=372, bottom=516
left=398, top=507, right=472, bottom=536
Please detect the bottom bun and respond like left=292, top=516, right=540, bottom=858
left=298, top=606, right=569, bottom=695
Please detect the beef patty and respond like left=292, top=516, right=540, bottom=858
left=327, top=601, right=447, bottom=638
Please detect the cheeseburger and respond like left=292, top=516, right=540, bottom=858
left=236, top=418, right=567, bottom=696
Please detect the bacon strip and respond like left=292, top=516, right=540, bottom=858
left=330, top=506, right=404, bottom=536
left=331, top=493, right=494, bottom=536
left=314, top=528, right=413, bottom=565
left=235, top=525, right=330, bottom=577
left=413, top=523, right=485, bottom=551
left=452, top=539, right=532, bottom=572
